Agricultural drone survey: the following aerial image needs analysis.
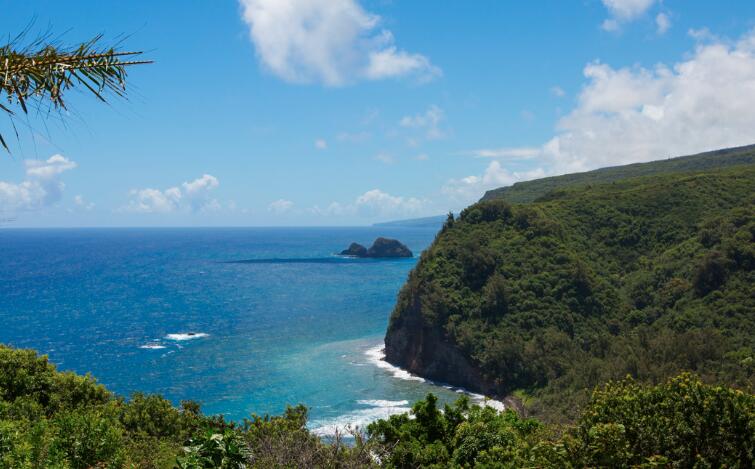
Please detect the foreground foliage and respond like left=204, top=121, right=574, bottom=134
left=0, top=345, right=371, bottom=468
left=1, top=346, right=752, bottom=467
left=368, top=374, right=754, bottom=468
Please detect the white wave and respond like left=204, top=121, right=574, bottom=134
left=139, top=344, right=166, bottom=350
left=481, top=399, right=506, bottom=412
left=364, top=345, right=425, bottom=382
left=364, top=344, right=506, bottom=411
left=310, top=400, right=411, bottom=437
left=165, top=332, right=209, bottom=341
left=357, top=399, right=409, bottom=407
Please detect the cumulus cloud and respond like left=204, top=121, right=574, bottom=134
left=354, top=189, right=424, bottom=217
left=374, top=153, right=395, bottom=165
left=309, top=201, right=347, bottom=217
left=655, top=12, right=671, bottom=35
left=399, top=105, right=445, bottom=140
left=443, top=162, right=545, bottom=204
left=450, top=28, right=755, bottom=205
left=125, top=174, right=220, bottom=213
left=550, top=85, right=566, bottom=97
left=315, top=138, right=328, bottom=150
left=239, top=0, right=440, bottom=86
left=543, top=29, right=755, bottom=173
left=268, top=198, right=294, bottom=213
left=73, top=195, right=95, bottom=211
left=467, top=147, right=541, bottom=159
left=0, top=155, right=77, bottom=211
left=601, top=0, right=656, bottom=30
left=310, top=189, right=425, bottom=219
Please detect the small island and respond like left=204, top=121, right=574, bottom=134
left=340, top=237, right=413, bottom=258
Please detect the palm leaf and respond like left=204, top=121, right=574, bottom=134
left=0, top=33, right=151, bottom=152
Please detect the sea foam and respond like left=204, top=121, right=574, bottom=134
left=310, top=399, right=411, bottom=437
left=139, top=344, right=166, bottom=350
left=165, top=332, right=209, bottom=341
left=364, top=345, right=425, bottom=382
left=365, top=344, right=506, bottom=411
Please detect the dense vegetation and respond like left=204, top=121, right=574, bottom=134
left=1, top=345, right=752, bottom=467
left=387, top=157, right=754, bottom=421
left=0, top=345, right=373, bottom=468
left=368, top=374, right=754, bottom=468
left=481, top=144, right=755, bottom=203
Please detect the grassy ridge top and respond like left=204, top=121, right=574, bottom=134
left=387, top=154, right=755, bottom=421
left=481, top=143, right=755, bottom=203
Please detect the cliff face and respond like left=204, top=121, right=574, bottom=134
left=384, top=297, right=489, bottom=394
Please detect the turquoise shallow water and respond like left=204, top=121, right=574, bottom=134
left=0, top=227, right=490, bottom=434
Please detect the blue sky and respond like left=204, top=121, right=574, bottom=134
left=1, top=0, right=755, bottom=226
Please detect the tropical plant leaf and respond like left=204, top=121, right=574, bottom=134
left=0, top=32, right=151, bottom=152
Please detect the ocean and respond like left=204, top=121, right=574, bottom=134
left=0, top=227, right=497, bottom=436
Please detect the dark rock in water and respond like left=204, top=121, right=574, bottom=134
left=366, top=237, right=413, bottom=258
left=340, top=242, right=368, bottom=257
left=339, top=238, right=413, bottom=258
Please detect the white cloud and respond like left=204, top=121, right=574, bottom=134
left=415, top=153, right=429, bottom=161
left=337, top=131, right=371, bottom=143
left=315, top=138, right=328, bottom=149
left=182, top=174, right=219, bottom=196
left=461, top=28, right=755, bottom=192
left=443, top=162, right=545, bottom=204
left=600, top=0, right=656, bottom=30
left=0, top=154, right=77, bottom=211
left=73, top=195, right=95, bottom=211
left=268, top=198, right=294, bottom=213
left=467, top=147, right=541, bottom=159
left=363, top=44, right=441, bottom=82
left=374, top=153, right=395, bottom=164
left=25, top=155, right=77, bottom=179
left=602, top=0, right=655, bottom=21
left=355, top=189, right=424, bottom=217
left=125, top=174, right=220, bottom=213
left=602, top=19, right=620, bottom=32
left=126, top=188, right=182, bottom=213
left=309, top=201, right=347, bottom=217
left=655, top=12, right=671, bottom=35
left=239, top=0, right=440, bottom=86
left=310, top=189, right=425, bottom=219
left=550, top=85, right=566, bottom=97
left=688, top=28, right=719, bottom=43
left=541, top=29, right=755, bottom=173
left=399, top=105, right=445, bottom=140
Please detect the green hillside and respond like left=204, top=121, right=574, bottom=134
left=481, top=143, right=755, bottom=203
left=385, top=152, right=755, bottom=421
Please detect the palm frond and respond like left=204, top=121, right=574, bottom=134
left=0, top=33, right=151, bottom=152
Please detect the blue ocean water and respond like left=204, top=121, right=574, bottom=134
left=0, top=227, right=491, bottom=434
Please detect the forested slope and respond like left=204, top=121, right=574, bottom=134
left=481, top=143, right=755, bottom=203
left=385, top=157, right=755, bottom=421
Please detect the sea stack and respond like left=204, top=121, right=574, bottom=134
left=340, top=242, right=368, bottom=257
left=339, top=237, right=413, bottom=258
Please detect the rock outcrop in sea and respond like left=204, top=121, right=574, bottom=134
left=339, top=238, right=413, bottom=258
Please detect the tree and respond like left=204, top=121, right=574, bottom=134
left=0, top=31, right=150, bottom=151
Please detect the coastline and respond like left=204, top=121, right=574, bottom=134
left=308, top=340, right=507, bottom=438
